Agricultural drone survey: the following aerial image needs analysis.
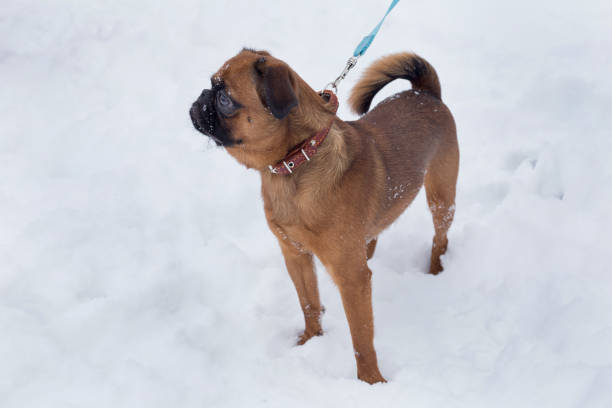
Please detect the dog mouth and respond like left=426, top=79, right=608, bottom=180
left=189, top=102, right=223, bottom=146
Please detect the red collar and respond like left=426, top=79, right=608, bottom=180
left=268, top=91, right=339, bottom=175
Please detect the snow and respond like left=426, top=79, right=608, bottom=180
left=2, top=0, right=612, bottom=407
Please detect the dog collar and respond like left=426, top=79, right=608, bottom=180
left=268, top=91, right=339, bottom=175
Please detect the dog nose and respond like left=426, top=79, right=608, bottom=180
left=189, top=104, right=198, bottom=126
left=198, top=89, right=213, bottom=104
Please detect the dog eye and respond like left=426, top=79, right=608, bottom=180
left=216, top=90, right=236, bottom=116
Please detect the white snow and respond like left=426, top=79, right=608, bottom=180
left=2, top=1, right=612, bottom=407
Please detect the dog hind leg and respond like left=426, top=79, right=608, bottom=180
left=424, top=139, right=459, bottom=275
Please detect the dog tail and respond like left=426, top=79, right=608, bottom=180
left=348, top=52, right=442, bottom=115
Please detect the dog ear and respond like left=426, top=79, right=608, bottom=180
left=255, top=58, right=298, bottom=119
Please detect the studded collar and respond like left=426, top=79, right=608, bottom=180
left=267, top=91, right=339, bottom=175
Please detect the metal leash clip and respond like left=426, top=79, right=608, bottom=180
left=323, top=0, right=399, bottom=93
left=324, top=56, right=359, bottom=93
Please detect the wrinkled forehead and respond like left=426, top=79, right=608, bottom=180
left=212, top=52, right=262, bottom=90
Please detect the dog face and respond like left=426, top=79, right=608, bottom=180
left=189, top=49, right=307, bottom=168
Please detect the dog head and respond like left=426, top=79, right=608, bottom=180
left=189, top=48, right=336, bottom=170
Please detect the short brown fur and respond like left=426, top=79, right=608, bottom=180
left=190, top=49, right=459, bottom=384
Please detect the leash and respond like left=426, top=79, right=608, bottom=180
left=268, top=1, right=399, bottom=175
left=324, top=0, right=400, bottom=93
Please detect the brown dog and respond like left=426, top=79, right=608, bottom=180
left=189, top=48, right=458, bottom=384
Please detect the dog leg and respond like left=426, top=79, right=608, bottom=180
left=424, top=143, right=458, bottom=275
left=366, top=238, right=378, bottom=260
left=322, top=248, right=386, bottom=384
left=278, top=242, right=324, bottom=345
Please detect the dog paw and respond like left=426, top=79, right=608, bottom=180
left=428, top=261, right=443, bottom=275
left=358, top=371, right=387, bottom=385
left=296, top=328, right=323, bottom=345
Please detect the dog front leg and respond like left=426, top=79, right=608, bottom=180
left=366, top=237, right=378, bottom=260
left=325, top=254, right=386, bottom=384
left=278, top=241, right=324, bottom=345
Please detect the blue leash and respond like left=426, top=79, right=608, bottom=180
left=325, top=0, right=400, bottom=92
left=353, top=0, right=400, bottom=57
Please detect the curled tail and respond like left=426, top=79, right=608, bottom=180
left=348, top=52, right=442, bottom=115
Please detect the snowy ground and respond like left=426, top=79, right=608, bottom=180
left=2, top=1, right=612, bottom=407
